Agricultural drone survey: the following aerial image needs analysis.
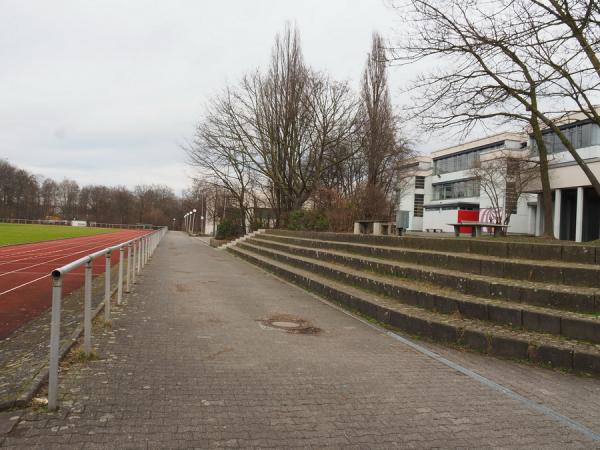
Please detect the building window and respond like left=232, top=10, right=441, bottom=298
left=415, top=176, right=425, bottom=189
left=533, top=122, right=599, bottom=154
left=432, top=179, right=480, bottom=200
left=414, top=194, right=424, bottom=217
left=433, top=142, right=504, bottom=175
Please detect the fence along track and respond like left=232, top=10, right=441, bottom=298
left=47, top=227, right=167, bottom=410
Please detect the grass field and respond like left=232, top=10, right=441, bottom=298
left=0, top=223, right=116, bottom=246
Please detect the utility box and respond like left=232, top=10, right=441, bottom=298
left=396, top=210, right=409, bottom=230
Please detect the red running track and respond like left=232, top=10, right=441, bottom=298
left=0, top=230, right=150, bottom=340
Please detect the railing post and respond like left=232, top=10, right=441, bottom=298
left=137, top=239, right=142, bottom=274
left=117, top=247, right=124, bottom=305
left=84, top=261, right=93, bottom=354
left=48, top=273, right=63, bottom=411
left=126, top=243, right=132, bottom=293
left=104, top=251, right=112, bottom=322
left=132, top=241, right=137, bottom=284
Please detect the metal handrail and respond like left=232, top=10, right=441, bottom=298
left=47, top=227, right=168, bottom=410
left=0, top=217, right=158, bottom=229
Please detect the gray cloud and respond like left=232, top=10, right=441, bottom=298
left=0, top=0, right=425, bottom=194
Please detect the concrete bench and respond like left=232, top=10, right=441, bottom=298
left=448, top=221, right=509, bottom=237
left=425, top=228, right=444, bottom=233
left=354, top=220, right=404, bottom=236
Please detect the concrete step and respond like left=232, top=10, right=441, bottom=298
left=267, top=230, right=600, bottom=265
left=259, top=232, right=600, bottom=289
left=238, top=241, right=600, bottom=345
left=228, top=244, right=600, bottom=375
left=218, top=229, right=266, bottom=250
left=248, top=236, right=598, bottom=314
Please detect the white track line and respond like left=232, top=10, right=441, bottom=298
left=0, top=233, right=142, bottom=278
left=0, top=232, right=118, bottom=258
left=0, top=275, right=49, bottom=296
left=0, top=231, right=147, bottom=297
left=0, top=231, right=143, bottom=265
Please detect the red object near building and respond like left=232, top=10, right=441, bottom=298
left=457, top=210, right=479, bottom=234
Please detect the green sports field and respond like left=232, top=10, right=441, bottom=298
left=0, top=223, right=116, bottom=246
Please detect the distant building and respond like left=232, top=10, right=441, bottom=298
left=527, top=113, right=600, bottom=241
left=397, top=132, right=533, bottom=235
left=397, top=116, right=600, bottom=241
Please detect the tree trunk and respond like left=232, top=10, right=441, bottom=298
left=530, top=116, right=554, bottom=238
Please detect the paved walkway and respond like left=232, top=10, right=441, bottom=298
left=2, top=232, right=600, bottom=448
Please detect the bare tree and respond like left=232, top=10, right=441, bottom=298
left=527, top=0, right=600, bottom=125
left=361, top=33, right=405, bottom=190
left=393, top=0, right=600, bottom=236
left=0, top=159, right=188, bottom=227
left=356, top=33, right=412, bottom=219
left=40, top=178, right=58, bottom=218
left=188, top=25, right=359, bottom=227
left=57, top=179, right=80, bottom=220
left=391, top=0, right=567, bottom=235
left=186, top=87, right=259, bottom=232
left=470, top=151, right=539, bottom=226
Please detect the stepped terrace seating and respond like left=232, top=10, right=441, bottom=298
left=227, top=230, right=600, bottom=375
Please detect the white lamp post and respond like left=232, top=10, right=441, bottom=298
left=191, top=209, right=197, bottom=235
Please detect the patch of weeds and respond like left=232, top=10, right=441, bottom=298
left=93, top=317, right=112, bottom=330
left=485, top=332, right=494, bottom=353
left=63, top=346, right=101, bottom=370
left=73, top=349, right=99, bottom=363
left=450, top=310, right=463, bottom=320
left=30, top=397, right=48, bottom=412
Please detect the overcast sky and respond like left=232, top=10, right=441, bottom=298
left=0, top=0, right=437, bottom=194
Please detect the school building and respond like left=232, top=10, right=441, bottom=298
left=396, top=115, right=600, bottom=242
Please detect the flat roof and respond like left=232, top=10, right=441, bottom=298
left=431, top=132, right=527, bottom=159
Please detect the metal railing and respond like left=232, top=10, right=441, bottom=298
left=0, top=218, right=70, bottom=226
left=47, top=226, right=168, bottom=410
left=88, top=222, right=156, bottom=229
left=0, top=218, right=160, bottom=229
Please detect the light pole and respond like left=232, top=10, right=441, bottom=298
left=172, top=218, right=176, bottom=231
left=200, top=195, right=205, bottom=234
left=184, top=213, right=189, bottom=232
left=191, top=209, right=197, bottom=235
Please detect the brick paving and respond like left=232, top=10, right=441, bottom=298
left=2, top=232, right=600, bottom=448
left=0, top=267, right=118, bottom=409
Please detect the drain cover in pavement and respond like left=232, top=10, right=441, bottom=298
left=271, top=321, right=302, bottom=329
left=259, top=315, right=321, bottom=334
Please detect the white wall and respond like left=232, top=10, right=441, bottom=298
left=506, top=196, right=534, bottom=234
left=528, top=146, right=600, bottom=191
left=397, top=183, right=415, bottom=229
left=397, top=179, right=428, bottom=231
left=423, top=208, right=462, bottom=232
left=478, top=188, right=534, bottom=235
